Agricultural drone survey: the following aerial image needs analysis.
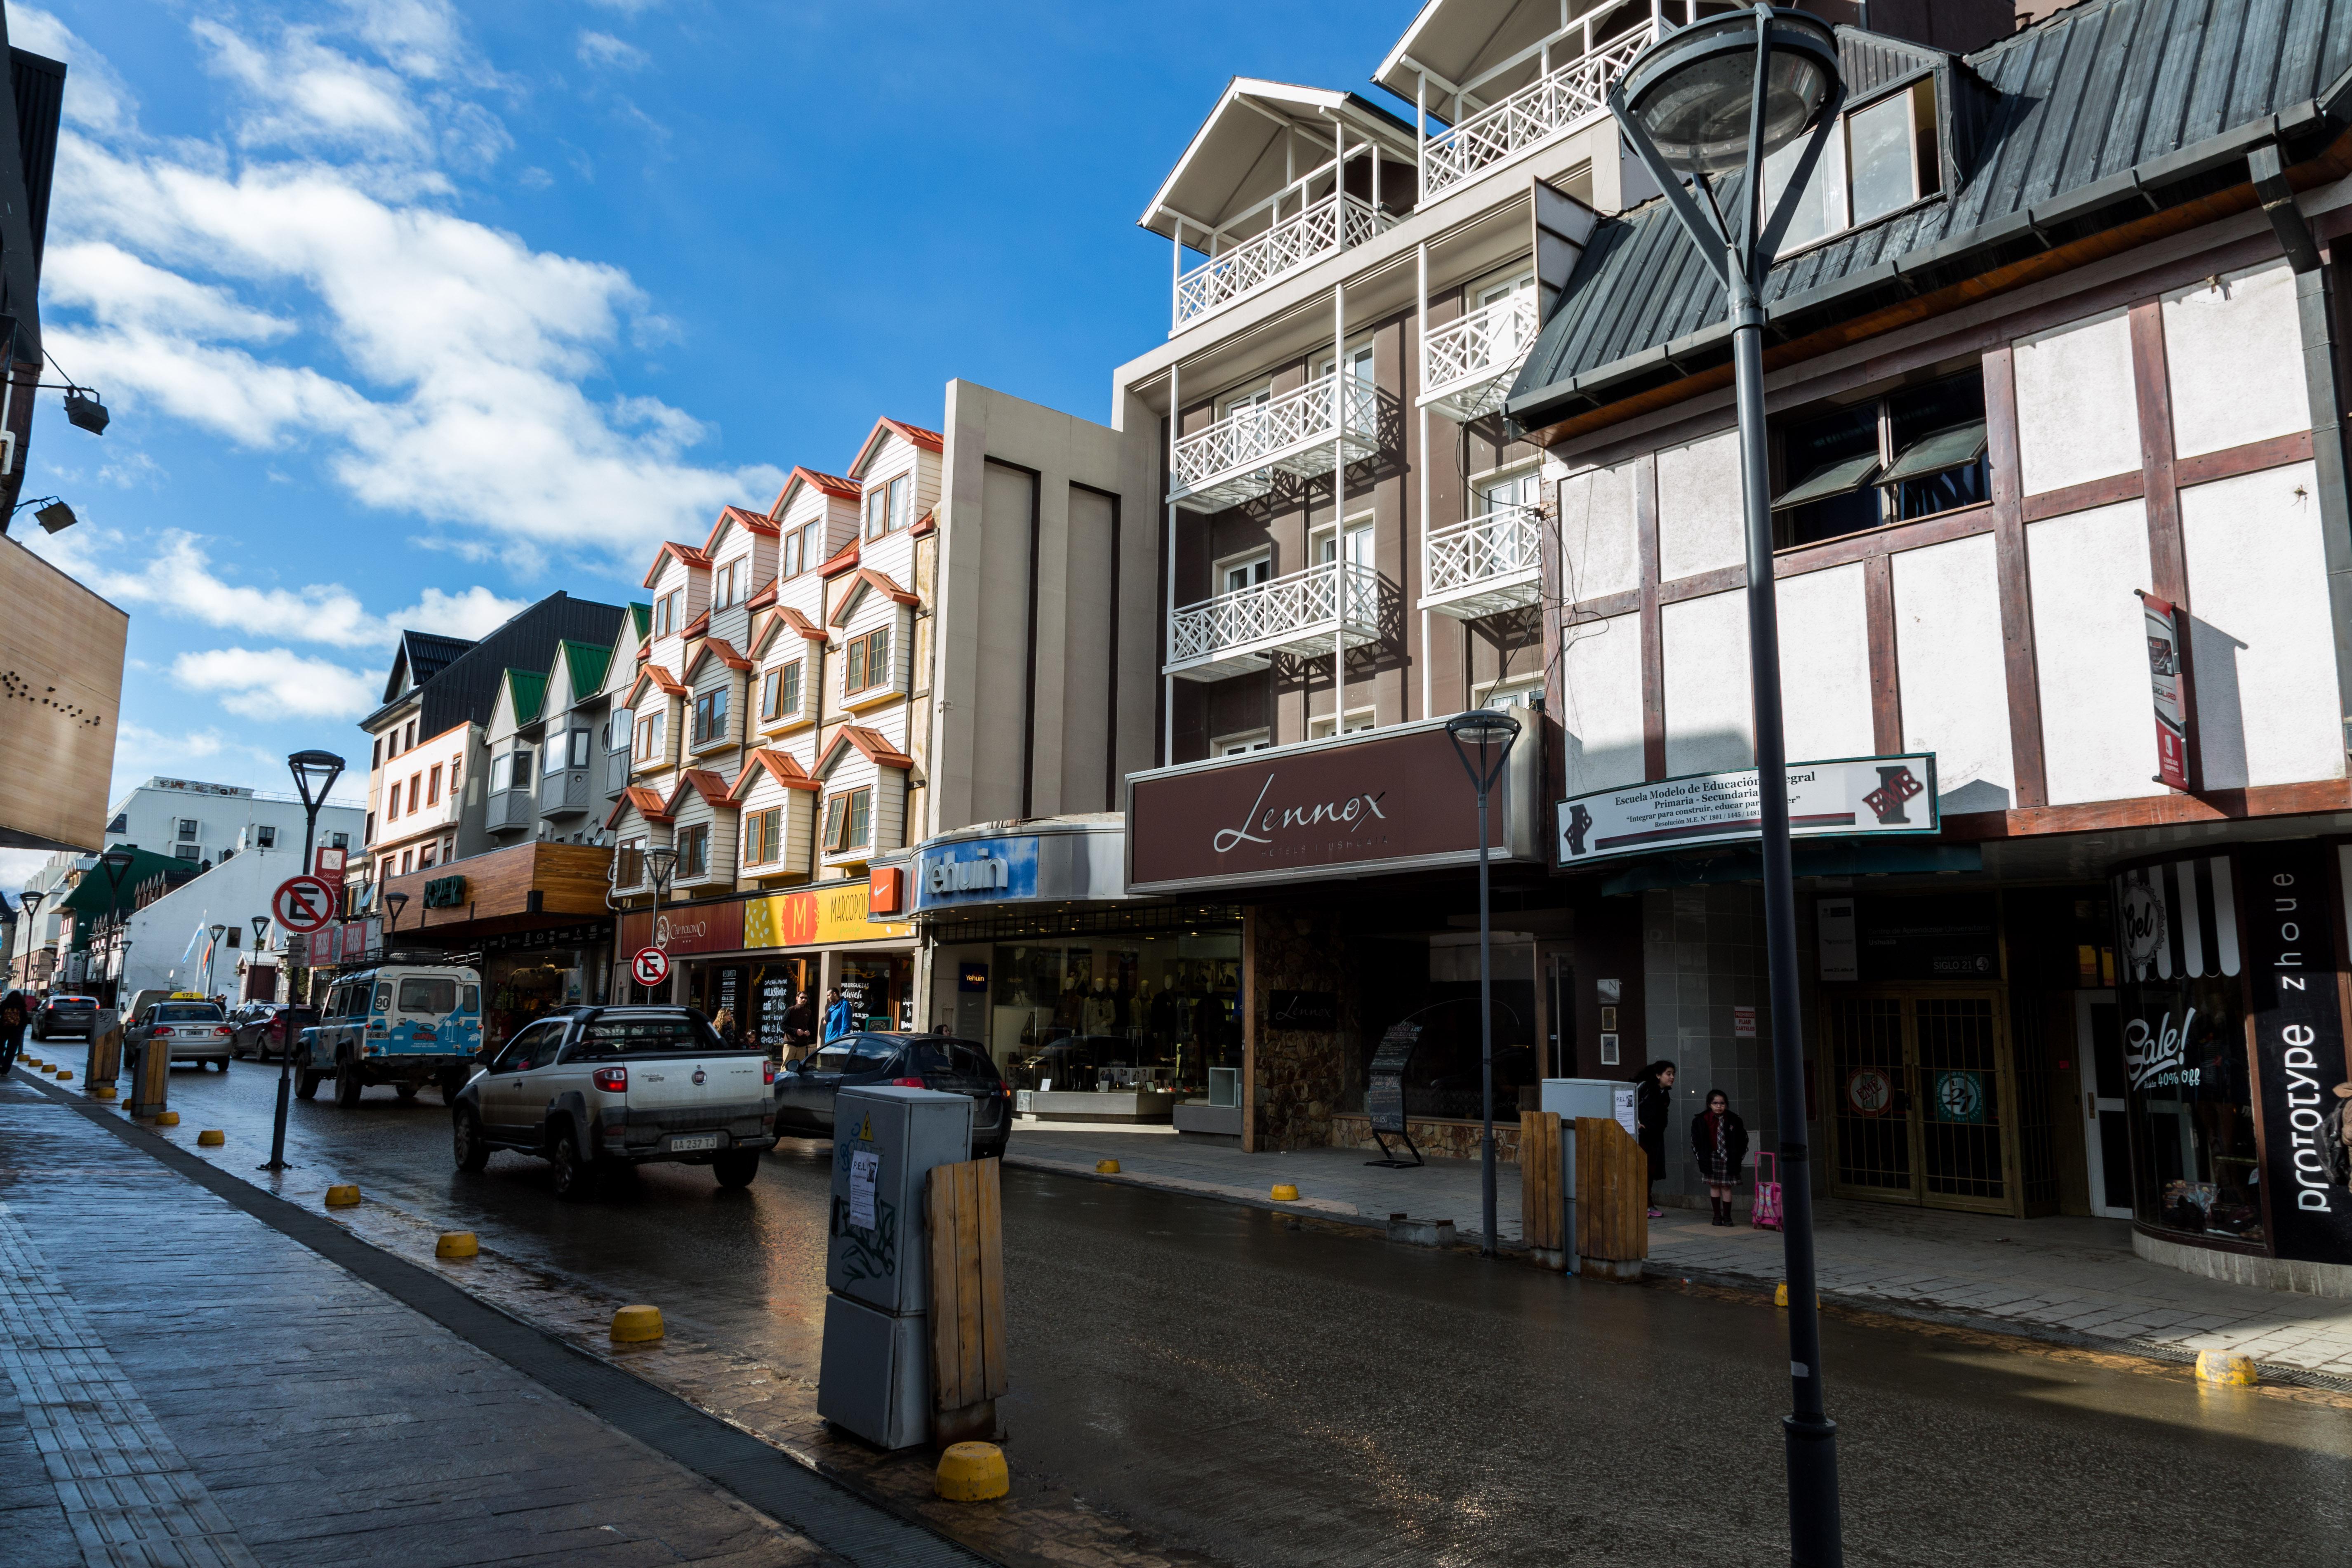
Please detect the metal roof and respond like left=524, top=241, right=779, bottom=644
left=1138, top=78, right=1422, bottom=243
left=1508, top=0, right=2352, bottom=433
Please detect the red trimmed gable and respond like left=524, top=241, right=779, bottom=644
left=770, top=466, right=860, bottom=513
left=817, top=538, right=862, bottom=579
left=629, top=664, right=686, bottom=704
left=605, top=784, right=673, bottom=831
left=848, top=416, right=945, bottom=478
left=704, top=503, right=779, bottom=556
left=664, top=768, right=739, bottom=816
left=730, top=748, right=824, bottom=800
left=641, top=541, right=711, bottom=590
left=817, top=723, right=916, bottom=774
left=685, top=638, right=753, bottom=679
left=827, top=567, right=919, bottom=627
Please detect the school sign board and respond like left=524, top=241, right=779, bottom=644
left=1556, top=754, right=1940, bottom=866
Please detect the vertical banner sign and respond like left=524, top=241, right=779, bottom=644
left=2240, top=842, right=2352, bottom=1262
left=2137, top=591, right=2190, bottom=791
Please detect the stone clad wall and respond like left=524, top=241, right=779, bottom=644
left=1247, top=904, right=1350, bottom=1151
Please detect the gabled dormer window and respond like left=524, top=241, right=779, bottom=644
left=864, top=475, right=909, bottom=540
left=713, top=559, right=743, bottom=610
left=1762, top=78, right=1940, bottom=256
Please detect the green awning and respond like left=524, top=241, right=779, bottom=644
left=1771, top=450, right=1881, bottom=511
left=1881, top=421, right=1988, bottom=485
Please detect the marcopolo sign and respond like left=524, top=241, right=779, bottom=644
left=1556, top=753, right=1940, bottom=866
left=1126, top=716, right=1536, bottom=895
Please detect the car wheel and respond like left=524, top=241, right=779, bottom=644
left=452, top=1107, right=490, bottom=1172
left=438, top=1073, right=465, bottom=1105
left=215, top=1057, right=230, bottom=1072
left=712, top=1150, right=760, bottom=1190
left=394, top=1082, right=417, bottom=1102
left=976, top=1141, right=1007, bottom=1162
left=334, top=1058, right=362, bottom=1108
left=549, top=1127, right=591, bottom=1202
left=296, top=1071, right=321, bottom=1100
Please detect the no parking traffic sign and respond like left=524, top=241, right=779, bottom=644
left=272, top=876, right=336, bottom=934
left=631, top=946, right=670, bottom=987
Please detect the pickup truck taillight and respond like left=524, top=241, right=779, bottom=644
left=592, top=1066, right=628, bottom=1092
left=890, top=1077, right=924, bottom=1088
left=763, top=1060, right=777, bottom=1085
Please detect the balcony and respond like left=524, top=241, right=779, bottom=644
left=1166, top=560, right=1384, bottom=683
left=1174, top=193, right=1393, bottom=330
left=1420, top=505, right=1543, bottom=620
left=1422, top=22, right=1657, bottom=201
left=1169, top=374, right=1380, bottom=513
left=603, top=746, right=631, bottom=800
left=486, top=786, right=534, bottom=833
left=539, top=767, right=593, bottom=819
left=1420, top=290, right=1540, bottom=423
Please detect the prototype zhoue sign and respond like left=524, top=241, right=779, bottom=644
left=1556, top=753, right=1940, bottom=866
left=2135, top=590, right=2191, bottom=791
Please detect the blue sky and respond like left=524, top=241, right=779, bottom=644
left=5, top=0, right=1417, bottom=883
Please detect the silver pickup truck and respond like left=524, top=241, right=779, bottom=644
left=449, top=1006, right=777, bottom=1200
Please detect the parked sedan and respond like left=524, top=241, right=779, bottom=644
left=775, top=1033, right=1009, bottom=1158
left=230, top=1003, right=317, bottom=1062
left=31, top=994, right=98, bottom=1041
left=127, top=1000, right=235, bottom=1070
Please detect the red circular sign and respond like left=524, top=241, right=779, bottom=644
left=271, top=876, right=336, bottom=935
left=631, top=946, right=670, bottom=987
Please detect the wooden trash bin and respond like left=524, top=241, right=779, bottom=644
left=925, top=1155, right=1008, bottom=1445
left=84, top=1019, right=123, bottom=1091
left=1519, top=1111, right=1567, bottom=1271
left=125, top=1034, right=170, bottom=1118
left=1574, top=1116, right=1648, bottom=1281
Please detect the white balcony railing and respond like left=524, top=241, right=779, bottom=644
left=1166, top=561, right=1384, bottom=683
left=1420, top=506, right=1543, bottom=620
left=1174, top=193, right=1394, bottom=330
left=1421, top=291, right=1540, bottom=422
left=1424, top=24, right=1657, bottom=200
left=1169, top=374, right=1380, bottom=513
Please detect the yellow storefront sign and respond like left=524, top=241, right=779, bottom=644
left=741, top=881, right=913, bottom=951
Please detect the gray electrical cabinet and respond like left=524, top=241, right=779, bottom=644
left=815, top=1085, right=972, bottom=1449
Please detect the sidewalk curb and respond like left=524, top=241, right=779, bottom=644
left=9, top=1069, right=998, bottom=1568
left=1650, top=1258, right=2352, bottom=1396
left=1005, top=1142, right=2352, bottom=1394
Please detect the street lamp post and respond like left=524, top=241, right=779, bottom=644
left=268, top=749, right=346, bottom=1174
left=640, top=847, right=678, bottom=1003
left=1444, top=707, right=1522, bottom=1259
left=381, top=890, right=409, bottom=949
left=1608, top=9, right=1846, bottom=1564
left=204, top=924, right=227, bottom=1002
left=18, top=888, right=45, bottom=995
left=97, top=849, right=135, bottom=1007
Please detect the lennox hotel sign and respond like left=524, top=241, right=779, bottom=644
left=1126, top=716, right=1541, bottom=895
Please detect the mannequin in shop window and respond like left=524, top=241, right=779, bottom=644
left=1083, top=977, right=1116, bottom=1036
left=1055, top=975, right=1085, bottom=1034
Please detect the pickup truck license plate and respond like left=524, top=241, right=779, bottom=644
left=669, top=1134, right=720, bottom=1152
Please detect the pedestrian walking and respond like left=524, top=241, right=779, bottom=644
left=0, top=989, right=25, bottom=1071
left=822, top=986, right=852, bottom=1043
left=1690, top=1088, right=1750, bottom=1226
left=1634, top=1059, right=1676, bottom=1218
left=711, top=1006, right=738, bottom=1046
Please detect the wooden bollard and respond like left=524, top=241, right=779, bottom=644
left=1574, top=1116, right=1648, bottom=1281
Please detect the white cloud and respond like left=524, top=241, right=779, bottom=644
left=6, top=7, right=138, bottom=135
left=583, top=0, right=666, bottom=14
left=577, top=31, right=648, bottom=71
left=26, top=526, right=526, bottom=650
left=170, top=647, right=383, bottom=720
left=44, top=240, right=292, bottom=341
left=193, top=18, right=437, bottom=165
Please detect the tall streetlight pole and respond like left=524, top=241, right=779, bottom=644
left=269, top=749, right=346, bottom=1174
left=204, top=924, right=227, bottom=1002
left=1608, top=9, right=1846, bottom=1563
left=97, top=849, right=135, bottom=1007
left=1445, top=708, right=1521, bottom=1259
left=18, top=888, right=45, bottom=995
left=641, top=847, right=679, bottom=1003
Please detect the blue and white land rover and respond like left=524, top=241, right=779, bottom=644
left=298, top=962, right=483, bottom=1106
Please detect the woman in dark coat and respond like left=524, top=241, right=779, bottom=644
left=1634, top=1059, right=1676, bottom=1217
left=0, top=989, right=24, bottom=1071
left=1690, top=1088, right=1751, bottom=1226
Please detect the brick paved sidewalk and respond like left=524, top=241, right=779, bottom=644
left=0, top=1078, right=944, bottom=1568
left=1005, top=1124, right=2352, bottom=1380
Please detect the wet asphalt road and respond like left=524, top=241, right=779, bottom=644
left=83, top=1062, right=2352, bottom=1566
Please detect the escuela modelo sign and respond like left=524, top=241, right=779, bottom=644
left=1556, top=753, right=1939, bottom=865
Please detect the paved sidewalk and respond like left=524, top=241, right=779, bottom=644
left=1005, top=1124, right=2352, bottom=1380
left=0, top=1076, right=906, bottom=1568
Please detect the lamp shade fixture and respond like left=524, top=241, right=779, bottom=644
left=1617, top=7, right=1839, bottom=175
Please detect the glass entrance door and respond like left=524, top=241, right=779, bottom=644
left=2076, top=990, right=2133, bottom=1219
left=1826, top=987, right=2018, bottom=1214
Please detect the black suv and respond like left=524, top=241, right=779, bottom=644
left=32, top=994, right=98, bottom=1041
left=775, top=1033, right=1010, bottom=1158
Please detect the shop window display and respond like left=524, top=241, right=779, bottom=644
left=987, top=932, right=1241, bottom=1097
left=485, top=955, right=583, bottom=1053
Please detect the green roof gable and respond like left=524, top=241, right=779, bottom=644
left=504, top=668, right=548, bottom=725
left=629, top=602, right=652, bottom=640
left=558, top=639, right=613, bottom=700
left=59, top=844, right=197, bottom=924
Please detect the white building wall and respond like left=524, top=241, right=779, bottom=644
left=2013, top=311, right=2140, bottom=494
left=1655, top=428, right=1743, bottom=581
left=1890, top=532, right=2015, bottom=813
left=2026, top=499, right=2166, bottom=805
left=1558, top=611, right=1644, bottom=795
left=1775, top=565, right=1874, bottom=764
left=1662, top=589, right=1752, bottom=774
left=116, top=846, right=307, bottom=1000
left=2163, top=262, right=2308, bottom=459
left=1557, top=459, right=1642, bottom=601
left=2180, top=460, right=2345, bottom=790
